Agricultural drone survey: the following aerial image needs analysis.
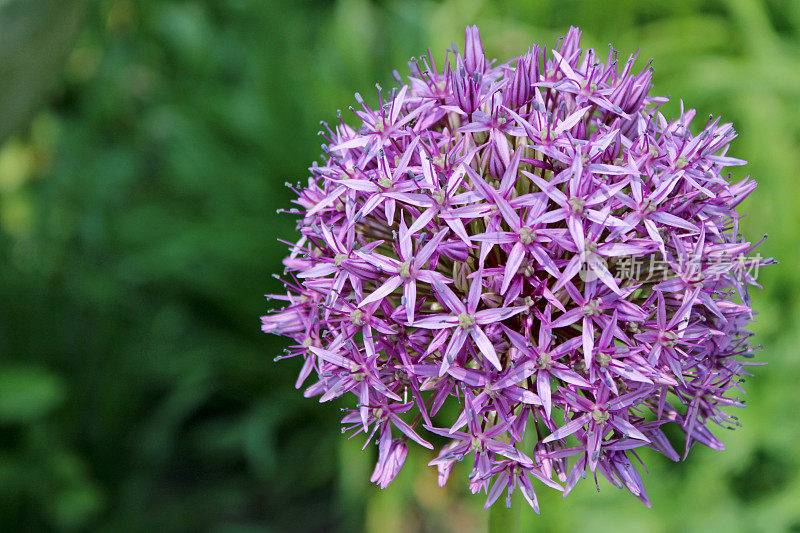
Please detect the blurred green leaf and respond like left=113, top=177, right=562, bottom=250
left=0, top=0, right=86, bottom=142
left=0, top=366, right=65, bottom=423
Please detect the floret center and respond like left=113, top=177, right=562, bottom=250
left=582, top=298, right=602, bottom=317
left=350, top=309, right=365, bottom=326
left=399, top=261, right=412, bottom=279
left=519, top=226, right=536, bottom=244
left=661, top=330, right=678, bottom=347
left=597, top=352, right=612, bottom=367
left=591, top=408, right=610, bottom=424
left=568, top=197, right=586, bottom=214
left=458, top=312, right=476, bottom=329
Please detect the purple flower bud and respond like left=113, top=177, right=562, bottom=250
left=450, top=58, right=481, bottom=114
left=504, top=52, right=532, bottom=109
left=464, top=25, right=486, bottom=75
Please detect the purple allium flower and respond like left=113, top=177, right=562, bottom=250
left=263, top=26, right=770, bottom=510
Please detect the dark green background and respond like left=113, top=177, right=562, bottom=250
left=0, top=0, right=797, bottom=531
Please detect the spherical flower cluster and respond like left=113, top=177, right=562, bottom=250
left=262, top=26, right=768, bottom=510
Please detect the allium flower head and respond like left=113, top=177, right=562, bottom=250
left=263, top=26, right=769, bottom=510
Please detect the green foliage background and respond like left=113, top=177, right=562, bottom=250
left=0, top=0, right=797, bottom=531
